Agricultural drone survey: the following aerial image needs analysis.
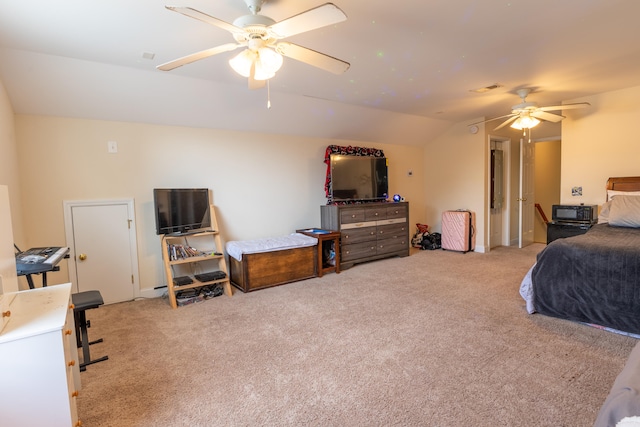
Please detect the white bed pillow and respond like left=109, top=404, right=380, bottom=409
left=608, top=190, right=640, bottom=200
left=608, top=195, right=640, bottom=228
left=617, top=417, right=640, bottom=427
left=599, top=201, right=612, bottom=224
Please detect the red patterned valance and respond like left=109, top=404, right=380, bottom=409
left=324, top=145, right=386, bottom=204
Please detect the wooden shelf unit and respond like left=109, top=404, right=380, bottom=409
left=160, top=205, right=232, bottom=309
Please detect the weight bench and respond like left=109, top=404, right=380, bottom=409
left=72, top=290, right=109, bottom=371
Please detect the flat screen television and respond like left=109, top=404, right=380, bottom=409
left=329, top=155, right=388, bottom=202
left=153, top=188, right=211, bottom=235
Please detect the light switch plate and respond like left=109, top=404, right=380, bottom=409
left=108, top=141, right=118, bottom=153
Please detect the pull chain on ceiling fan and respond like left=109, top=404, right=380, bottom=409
left=157, top=1, right=350, bottom=90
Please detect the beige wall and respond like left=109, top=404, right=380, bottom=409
left=13, top=115, right=426, bottom=294
left=5, top=78, right=640, bottom=294
left=561, top=84, right=640, bottom=204
left=0, top=80, right=24, bottom=247
left=423, top=120, right=487, bottom=250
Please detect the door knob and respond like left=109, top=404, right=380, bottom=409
left=78, top=253, right=87, bottom=261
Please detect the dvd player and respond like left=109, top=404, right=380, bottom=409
left=194, top=271, right=227, bottom=282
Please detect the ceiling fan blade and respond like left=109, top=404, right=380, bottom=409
left=531, top=110, right=564, bottom=122
left=494, top=115, right=519, bottom=130
left=538, top=102, right=591, bottom=112
left=269, top=3, right=347, bottom=39
left=468, top=113, right=516, bottom=127
left=165, top=6, right=243, bottom=35
left=275, top=42, right=349, bottom=74
left=157, top=43, right=241, bottom=71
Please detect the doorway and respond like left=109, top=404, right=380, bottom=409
left=533, top=139, right=561, bottom=242
left=63, top=199, right=140, bottom=304
left=488, top=137, right=511, bottom=249
left=487, top=135, right=561, bottom=250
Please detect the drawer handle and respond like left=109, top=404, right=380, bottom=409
left=76, top=421, right=84, bottom=427
left=69, top=303, right=75, bottom=310
left=65, top=329, right=73, bottom=336
left=68, top=360, right=76, bottom=367
left=2, top=310, right=10, bottom=318
left=351, top=214, right=356, bottom=218
left=374, top=212, right=378, bottom=216
left=72, top=390, right=79, bottom=398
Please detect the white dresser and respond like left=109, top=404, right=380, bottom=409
left=0, top=283, right=82, bottom=427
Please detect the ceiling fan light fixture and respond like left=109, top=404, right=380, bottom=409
left=255, top=47, right=283, bottom=80
left=511, top=115, right=540, bottom=130
left=229, top=47, right=283, bottom=80
left=229, top=49, right=257, bottom=77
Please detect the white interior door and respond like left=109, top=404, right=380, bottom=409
left=518, top=138, right=535, bottom=248
left=64, top=200, right=139, bottom=304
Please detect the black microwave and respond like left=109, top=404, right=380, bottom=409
left=551, top=204, right=598, bottom=223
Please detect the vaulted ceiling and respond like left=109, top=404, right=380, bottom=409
left=1, top=0, right=640, bottom=145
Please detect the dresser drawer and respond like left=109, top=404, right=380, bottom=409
left=386, top=204, right=407, bottom=219
left=340, top=209, right=365, bottom=224
left=342, top=241, right=377, bottom=261
left=364, top=207, right=387, bottom=221
left=377, top=223, right=408, bottom=240
left=377, top=237, right=408, bottom=255
left=341, top=227, right=377, bottom=245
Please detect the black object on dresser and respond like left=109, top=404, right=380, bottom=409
left=321, top=202, right=409, bottom=269
left=547, top=221, right=593, bottom=244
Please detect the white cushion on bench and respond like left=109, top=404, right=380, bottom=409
left=226, top=233, right=318, bottom=262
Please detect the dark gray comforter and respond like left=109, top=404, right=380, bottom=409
left=532, top=223, right=640, bottom=334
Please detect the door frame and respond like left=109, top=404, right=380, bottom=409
left=486, top=135, right=512, bottom=252
left=63, top=198, right=140, bottom=297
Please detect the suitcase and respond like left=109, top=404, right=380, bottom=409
left=441, top=210, right=476, bottom=253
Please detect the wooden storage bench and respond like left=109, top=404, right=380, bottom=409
left=226, top=234, right=318, bottom=292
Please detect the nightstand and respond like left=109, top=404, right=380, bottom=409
left=547, top=221, right=593, bottom=244
left=296, top=229, right=341, bottom=277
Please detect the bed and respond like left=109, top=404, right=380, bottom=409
left=520, top=176, right=640, bottom=335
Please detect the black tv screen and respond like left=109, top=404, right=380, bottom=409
left=330, top=155, right=388, bottom=202
left=153, top=188, right=211, bottom=235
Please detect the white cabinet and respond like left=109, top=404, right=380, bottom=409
left=0, top=283, right=81, bottom=427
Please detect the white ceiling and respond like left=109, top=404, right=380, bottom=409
left=1, top=0, right=640, bottom=145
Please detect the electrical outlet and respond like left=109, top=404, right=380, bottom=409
left=108, top=141, right=118, bottom=153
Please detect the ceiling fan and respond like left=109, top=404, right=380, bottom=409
left=157, top=0, right=350, bottom=89
left=470, top=88, right=591, bottom=131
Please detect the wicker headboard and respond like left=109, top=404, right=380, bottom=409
left=606, top=176, right=640, bottom=200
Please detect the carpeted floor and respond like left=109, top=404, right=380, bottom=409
left=76, top=244, right=637, bottom=426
